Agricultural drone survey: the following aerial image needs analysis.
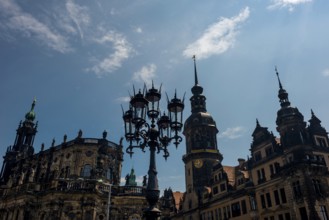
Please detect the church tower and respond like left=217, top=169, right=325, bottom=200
left=183, top=57, right=222, bottom=199
left=0, top=99, right=37, bottom=184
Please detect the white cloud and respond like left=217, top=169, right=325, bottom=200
left=219, top=126, right=246, bottom=139
left=268, top=0, right=312, bottom=11
left=323, top=69, right=329, bottom=77
left=0, top=0, right=72, bottom=53
left=132, top=64, right=157, bottom=86
left=65, top=0, right=90, bottom=40
left=183, top=7, right=250, bottom=60
left=88, top=31, right=133, bottom=77
left=116, top=96, right=131, bottom=103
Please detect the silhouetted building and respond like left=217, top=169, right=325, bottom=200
left=0, top=100, right=147, bottom=220
left=167, top=62, right=329, bottom=220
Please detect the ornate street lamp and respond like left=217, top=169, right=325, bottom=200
left=122, top=83, right=184, bottom=219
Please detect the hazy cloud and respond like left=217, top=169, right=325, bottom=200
left=323, top=69, right=329, bottom=77
left=268, top=0, right=312, bottom=11
left=0, top=0, right=71, bottom=53
left=132, top=64, right=157, bottom=86
left=116, top=96, right=131, bottom=103
left=183, top=7, right=250, bottom=59
left=65, top=0, right=90, bottom=40
left=135, top=27, right=143, bottom=33
left=219, top=126, right=246, bottom=139
left=88, top=31, right=133, bottom=76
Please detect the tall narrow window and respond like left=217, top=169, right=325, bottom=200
left=269, top=164, right=274, bottom=175
left=261, top=195, right=266, bottom=209
left=241, top=200, right=247, bottom=214
left=313, top=179, right=323, bottom=195
left=81, top=164, right=92, bottom=177
left=292, top=181, right=302, bottom=198
left=231, top=202, right=241, bottom=217
left=320, top=206, right=328, bottom=220
left=280, top=188, right=287, bottom=203
left=299, top=207, right=308, bottom=220
left=274, top=190, right=280, bottom=205
left=266, top=193, right=272, bottom=207
left=106, top=168, right=112, bottom=180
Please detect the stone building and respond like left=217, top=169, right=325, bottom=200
left=2, top=61, right=329, bottom=220
left=0, top=100, right=147, bottom=220
left=167, top=61, right=329, bottom=220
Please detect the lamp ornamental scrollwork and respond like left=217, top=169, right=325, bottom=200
left=122, top=82, right=184, bottom=219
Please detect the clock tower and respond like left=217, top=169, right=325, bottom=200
left=183, top=57, right=222, bottom=200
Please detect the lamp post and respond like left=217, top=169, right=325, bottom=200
left=122, top=83, right=184, bottom=220
left=106, top=183, right=112, bottom=220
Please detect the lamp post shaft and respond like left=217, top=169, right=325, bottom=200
left=144, top=140, right=161, bottom=219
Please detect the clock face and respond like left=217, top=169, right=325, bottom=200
left=194, top=159, right=203, bottom=168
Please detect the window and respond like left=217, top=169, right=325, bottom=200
left=213, top=186, right=219, bottom=195
left=81, top=164, right=92, bottom=177
left=278, top=214, right=284, bottom=220
left=274, top=190, right=280, bottom=205
left=250, top=196, right=256, bottom=210
left=316, top=137, right=328, bottom=147
left=106, top=168, right=112, bottom=179
left=241, top=200, right=247, bottom=214
left=320, top=206, right=328, bottom=220
left=260, top=195, right=266, bottom=209
left=65, top=166, right=70, bottom=178
left=227, top=205, right=231, bottom=218
left=285, top=213, right=291, bottom=220
left=274, top=162, right=280, bottom=173
left=255, top=151, right=262, bottom=161
left=292, top=181, right=302, bottom=198
left=280, top=188, right=287, bottom=203
left=266, top=193, right=272, bottom=207
left=231, top=202, right=241, bottom=217
left=265, top=147, right=273, bottom=157
left=313, top=179, right=323, bottom=195
left=299, top=207, right=308, bottom=220
left=218, top=208, right=222, bottom=220
left=270, top=164, right=274, bottom=175
left=220, top=183, right=226, bottom=192
left=257, top=168, right=266, bottom=183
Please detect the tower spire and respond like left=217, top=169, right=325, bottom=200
left=275, top=67, right=290, bottom=108
left=193, top=55, right=198, bottom=85
left=275, top=66, right=283, bottom=89
left=191, top=55, right=203, bottom=96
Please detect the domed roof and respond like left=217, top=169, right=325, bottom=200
left=184, top=112, right=217, bottom=130
left=25, top=99, right=36, bottom=121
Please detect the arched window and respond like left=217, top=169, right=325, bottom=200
left=81, top=164, right=92, bottom=177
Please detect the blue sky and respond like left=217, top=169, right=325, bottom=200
left=1, top=0, right=329, bottom=193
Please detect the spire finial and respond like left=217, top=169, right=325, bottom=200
left=193, top=55, right=198, bottom=85
left=275, top=66, right=283, bottom=89
left=256, top=118, right=260, bottom=127
left=31, top=98, right=36, bottom=111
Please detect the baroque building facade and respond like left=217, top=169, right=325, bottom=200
left=0, top=100, right=147, bottom=220
left=167, top=62, right=329, bottom=220
left=1, top=62, right=329, bottom=220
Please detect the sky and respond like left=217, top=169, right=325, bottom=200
left=1, top=0, right=329, bottom=193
